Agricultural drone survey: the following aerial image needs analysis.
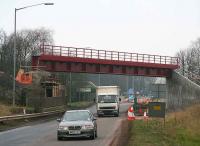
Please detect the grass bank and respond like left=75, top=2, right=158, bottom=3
left=0, top=103, right=35, bottom=117
left=127, top=104, right=200, bottom=146
left=0, top=103, right=12, bottom=116
left=0, top=101, right=94, bottom=117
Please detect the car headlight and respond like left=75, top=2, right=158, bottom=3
left=58, top=126, right=68, bottom=130
left=82, top=124, right=94, bottom=130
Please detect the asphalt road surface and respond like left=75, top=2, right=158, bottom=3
left=0, top=102, right=131, bottom=146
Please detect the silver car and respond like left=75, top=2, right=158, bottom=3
left=57, top=110, right=97, bottom=140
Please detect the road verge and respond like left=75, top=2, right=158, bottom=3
left=108, top=118, right=131, bottom=146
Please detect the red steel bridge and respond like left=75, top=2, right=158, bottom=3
left=32, top=45, right=179, bottom=77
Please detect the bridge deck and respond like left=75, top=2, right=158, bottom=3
left=32, top=45, right=179, bottom=77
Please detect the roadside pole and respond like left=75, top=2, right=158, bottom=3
left=69, top=72, right=72, bottom=103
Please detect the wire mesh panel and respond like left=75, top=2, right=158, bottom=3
left=166, top=71, right=200, bottom=111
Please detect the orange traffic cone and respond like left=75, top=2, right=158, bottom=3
left=128, top=106, right=135, bottom=121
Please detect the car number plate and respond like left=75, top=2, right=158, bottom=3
left=69, top=130, right=81, bottom=134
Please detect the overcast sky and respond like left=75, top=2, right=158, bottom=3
left=0, top=0, right=200, bottom=56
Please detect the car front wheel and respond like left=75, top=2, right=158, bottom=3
left=90, top=130, right=96, bottom=140
left=95, top=129, right=98, bottom=137
left=57, top=136, right=62, bottom=141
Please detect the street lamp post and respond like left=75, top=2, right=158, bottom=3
left=13, top=2, right=54, bottom=106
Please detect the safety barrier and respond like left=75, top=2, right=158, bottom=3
left=40, top=45, right=179, bottom=66
left=0, top=109, right=65, bottom=122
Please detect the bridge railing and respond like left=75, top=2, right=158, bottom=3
left=40, top=45, right=179, bottom=65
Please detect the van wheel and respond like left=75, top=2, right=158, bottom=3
left=115, top=110, right=119, bottom=117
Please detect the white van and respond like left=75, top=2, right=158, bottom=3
left=96, top=86, right=121, bottom=117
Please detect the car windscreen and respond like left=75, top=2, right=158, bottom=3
left=98, top=95, right=117, bottom=103
left=63, top=111, right=91, bottom=121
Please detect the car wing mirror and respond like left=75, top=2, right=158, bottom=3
left=93, top=117, right=97, bottom=121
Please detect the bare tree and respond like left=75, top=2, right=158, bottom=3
left=0, top=29, right=7, bottom=69
left=191, top=38, right=200, bottom=78
left=8, top=27, right=54, bottom=68
left=176, top=37, right=200, bottom=84
left=0, top=27, right=54, bottom=102
left=176, top=50, right=186, bottom=76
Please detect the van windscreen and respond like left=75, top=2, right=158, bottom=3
left=98, top=95, right=117, bottom=103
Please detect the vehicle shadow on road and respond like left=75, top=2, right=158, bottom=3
left=96, top=115, right=121, bottom=118
left=58, top=137, right=98, bottom=141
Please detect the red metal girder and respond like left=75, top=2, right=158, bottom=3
left=126, top=67, right=135, bottom=75
left=54, top=62, right=66, bottom=72
left=71, top=63, right=83, bottom=72
left=113, top=66, right=123, bottom=74
left=32, top=56, right=39, bottom=66
left=99, top=64, right=110, bottom=74
left=138, top=68, right=146, bottom=76
left=32, top=53, right=174, bottom=77
left=38, top=55, right=178, bottom=69
left=36, top=60, right=171, bottom=77
left=86, top=64, right=96, bottom=73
